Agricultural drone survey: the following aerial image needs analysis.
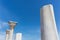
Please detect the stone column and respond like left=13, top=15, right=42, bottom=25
left=16, top=33, right=22, bottom=40
left=5, top=30, right=10, bottom=40
left=8, top=21, right=17, bottom=40
left=40, top=4, right=59, bottom=40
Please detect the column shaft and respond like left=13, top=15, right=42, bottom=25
left=40, top=4, right=59, bottom=40
left=16, top=33, right=22, bottom=40
left=6, top=34, right=9, bottom=40
left=9, top=29, right=13, bottom=40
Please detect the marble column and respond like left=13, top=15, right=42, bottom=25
left=16, top=33, right=22, bottom=40
left=5, top=30, right=10, bottom=40
left=40, top=4, right=59, bottom=40
left=8, top=21, right=17, bottom=40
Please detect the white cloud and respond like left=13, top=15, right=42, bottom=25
left=0, top=21, right=9, bottom=40
left=22, top=33, right=40, bottom=40
left=0, top=32, right=5, bottom=40
left=0, top=21, right=8, bottom=30
left=22, top=28, right=40, bottom=40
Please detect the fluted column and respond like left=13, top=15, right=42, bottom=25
left=40, top=4, right=59, bottom=40
left=16, top=33, right=22, bottom=40
left=5, top=30, right=10, bottom=40
left=8, top=21, right=17, bottom=40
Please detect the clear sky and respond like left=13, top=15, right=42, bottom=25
left=0, top=0, right=60, bottom=40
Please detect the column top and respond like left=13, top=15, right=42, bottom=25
left=8, top=21, right=17, bottom=29
left=8, top=21, right=17, bottom=24
left=41, top=4, right=53, bottom=9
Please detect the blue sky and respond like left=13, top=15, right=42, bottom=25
left=0, top=0, right=60, bottom=40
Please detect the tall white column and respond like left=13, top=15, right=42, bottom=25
left=5, top=30, right=10, bottom=40
left=8, top=21, right=17, bottom=40
left=16, top=33, right=22, bottom=40
left=40, top=4, right=59, bottom=40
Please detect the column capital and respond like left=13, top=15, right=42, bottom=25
left=8, top=21, right=17, bottom=29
